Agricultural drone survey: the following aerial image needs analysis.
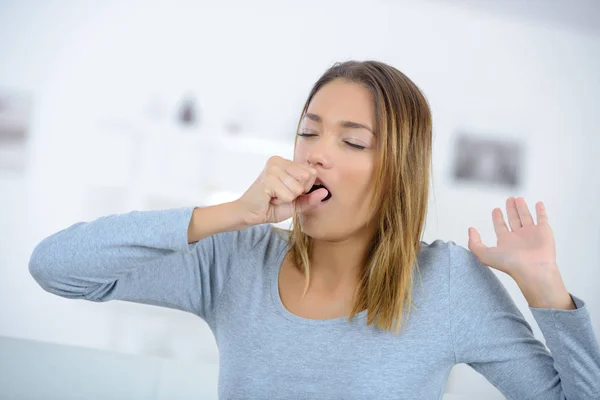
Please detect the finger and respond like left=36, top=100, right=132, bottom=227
left=515, top=197, right=534, bottom=226
left=467, top=227, right=490, bottom=265
left=468, top=227, right=508, bottom=273
left=265, top=175, right=295, bottom=204
left=468, top=227, right=487, bottom=251
left=277, top=170, right=305, bottom=199
left=492, top=208, right=509, bottom=236
left=281, top=160, right=318, bottom=193
left=536, top=201, right=549, bottom=225
left=506, top=197, right=522, bottom=231
left=293, top=188, right=329, bottom=213
left=267, top=157, right=314, bottom=184
left=272, top=188, right=327, bottom=219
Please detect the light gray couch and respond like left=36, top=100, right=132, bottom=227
left=0, top=335, right=219, bottom=400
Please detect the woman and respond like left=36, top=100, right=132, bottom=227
left=29, top=60, right=600, bottom=399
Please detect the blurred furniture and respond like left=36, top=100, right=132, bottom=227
left=0, top=335, right=219, bottom=400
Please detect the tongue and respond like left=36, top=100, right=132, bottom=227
left=308, top=184, right=332, bottom=202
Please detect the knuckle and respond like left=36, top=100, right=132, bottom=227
left=263, top=175, right=276, bottom=189
left=282, top=175, right=301, bottom=195
left=265, top=163, right=280, bottom=178
left=281, top=192, right=294, bottom=202
left=300, top=171, right=311, bottom=183
left=267, top=155, right=281, bottom=165
left=292, top=185, right=303, bottom=197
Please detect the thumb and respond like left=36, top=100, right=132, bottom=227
left=467, top=227, right=490, bottom=264
left=293, top=189, right=329, bottom=214
left=467, top=227, right=505, bottom=272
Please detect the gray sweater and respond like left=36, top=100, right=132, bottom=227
left=29, top=206, right=600, bottom=399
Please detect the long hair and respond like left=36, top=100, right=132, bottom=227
left=285, top=60, right=432, bottom=334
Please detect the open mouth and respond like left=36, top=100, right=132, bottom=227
left=307, top=183, right=332, bottom=202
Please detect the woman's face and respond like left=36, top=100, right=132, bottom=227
left=294, top=79, right=378, bottom=241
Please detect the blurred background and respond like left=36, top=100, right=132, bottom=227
left=1, top=0, right=599, bottom=398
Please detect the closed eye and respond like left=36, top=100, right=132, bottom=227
left=345, top=142, right=366, bottom=150
left=297, top=133, right=366, bottom=150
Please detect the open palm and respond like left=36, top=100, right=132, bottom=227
left=467, top=197, right=557, bottom=280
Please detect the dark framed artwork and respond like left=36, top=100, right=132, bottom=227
left=0, top=89, right=33, bottom=173
left=452, top=133, right=523, bottom=188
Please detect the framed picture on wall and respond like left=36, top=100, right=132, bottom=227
left=452, top=132, right=523, bottom=188
left=0, top=89, right=33, bottom=173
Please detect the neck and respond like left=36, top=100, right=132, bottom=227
left=309, top=227, right=374, bottom=294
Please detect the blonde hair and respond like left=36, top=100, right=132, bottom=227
left=283, top=60, right=432, bottom=334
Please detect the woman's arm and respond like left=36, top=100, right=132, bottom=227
left=29, top=205, right=267, bottom=325
left=449, top=242, right=600, bottom=399
left=187, top=201, right=249, bottom=243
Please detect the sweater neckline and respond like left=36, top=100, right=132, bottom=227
left=269, top=232, right=369, bottom=326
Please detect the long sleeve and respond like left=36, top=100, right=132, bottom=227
left=448, top=241, right=600, bottom=399
left=28, top=206, right=268, bottom=325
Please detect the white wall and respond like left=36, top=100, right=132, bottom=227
left=1, top=1, right=599, bottom=398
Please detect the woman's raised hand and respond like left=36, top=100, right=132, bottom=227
left=235, top=156, right=329, bottom=225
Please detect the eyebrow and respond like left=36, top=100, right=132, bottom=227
left=303, top=112, right=374, bottom=134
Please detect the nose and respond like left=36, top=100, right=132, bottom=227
left=306, top=137, right=332, bottom=169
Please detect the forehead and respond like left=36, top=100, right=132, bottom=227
left=305, top=79, right=375, bottom=128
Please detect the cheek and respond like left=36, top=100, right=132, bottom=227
left=293, top=143, right=307, bottom=163
left=352, top=162, right=376, bottom=204
left=340, top=170, right=373, bottom=204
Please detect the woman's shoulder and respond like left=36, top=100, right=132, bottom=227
left=415, top=238, right=483, bottom=286
left=417, top=238, right=509, bottom=301
left=417, top=238, right=484, bottom=275
left=223, top=223, right=290, bottom=259
left=418, top=238, right=453, bottom=258
left=413, top=239, right=452, bottom=285
left=195, top=223, right=278, bottom=259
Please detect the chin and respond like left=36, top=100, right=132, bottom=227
left=299, top=212, right=374, bottom=242
left=298, top=216, right=346, bottom=241
left=298, top=215, right=329, bottom=238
